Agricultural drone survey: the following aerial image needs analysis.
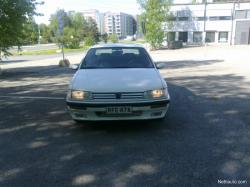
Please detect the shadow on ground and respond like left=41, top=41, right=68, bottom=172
left=0, top=62, right=249, bottom=187
left=0, top=65, right=75, bottom=97
left=156, top=59, right=224, bottom=70
left=0, top=60, right=29, bottom=64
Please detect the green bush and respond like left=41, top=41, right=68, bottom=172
left=108, top=34, right=118, bottom=43
left=65, top=38, right=80, bottom=49
left=61, top=27, right=80, bottom=49
left=84, top=37, right=96, bottom=46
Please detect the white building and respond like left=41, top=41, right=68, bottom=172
left=165, top=0, right=250, bottom=45
left=104, top=12, right=135, bottom=38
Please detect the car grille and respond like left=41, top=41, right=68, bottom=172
left=92, top=92, right=145, bottom=101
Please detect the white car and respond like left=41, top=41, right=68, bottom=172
left=66, top=44, right=170, bottom=121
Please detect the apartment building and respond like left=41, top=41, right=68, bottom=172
left=104, top=12, right=135, bottom=38
left=165, top=0, right=250, bottom=45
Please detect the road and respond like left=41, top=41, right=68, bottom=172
left=0, top=46, right=249, bottom=187
left=8, top=44, right=58, bottom=53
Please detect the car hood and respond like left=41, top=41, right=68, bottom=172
left=71, top=68, right=163, bottom=92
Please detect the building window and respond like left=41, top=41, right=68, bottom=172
left=209, top=17, right=218, bottom=21
left=219, top=16, right=232, bottom=20
left=167, top=32, right=175, bottom=41
left=178, top=17, right=189, bottom=21
left=206, top=32, right=215, bottom=43
left=218, top=32, right=228, bottom=43
left=209, top=16, right=231, bottom=21
left=178, top=32, right=188, bottom=42
left=193, top=32, right=203, bottom=43
left=235, top=10, right=246, bottom=19
left=177, top=10, right=190, bottom=17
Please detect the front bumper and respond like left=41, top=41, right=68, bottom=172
left=66, top=100, right=170, bottom=121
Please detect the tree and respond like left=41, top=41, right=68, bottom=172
left=108, top=34, right=119, bottom=43
left=63, top=27, right=81, bottom=48
left=48, top=9, right=77, bottom=48
left=101, top=33, right=108, bottom=43
left=132, top=17, right=137, bottom=35
left=20, top=19, right=39, bottom=45
left=49, top=9, right=71, bottom=43
left=64, top=12, right=86, bottom=48
left=137, top=0, right=171, bottom=50
left=48, top=10, right=101, bottom=48
left=0, top=0, right=43, bottom=57
left=84, top=17, right=100, bottom=44
left=39, top=24, right=53, bottom=44
left=69, top=12, right=87, bottom=40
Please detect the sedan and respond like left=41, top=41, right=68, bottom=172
left=66, top=44, right=170, bottom=121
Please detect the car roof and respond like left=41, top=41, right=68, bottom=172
left=90, top=43, right=145, bottom=49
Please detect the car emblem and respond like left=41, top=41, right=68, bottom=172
left=116, top=93, right=122, bottom=99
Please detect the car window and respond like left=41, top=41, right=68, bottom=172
left=80, top=47, right=154, bottom=69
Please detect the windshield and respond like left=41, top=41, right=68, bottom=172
left=80, top=47, right=154, bottom=69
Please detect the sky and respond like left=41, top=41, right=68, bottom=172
left=35, top=0, right=141, bottom=24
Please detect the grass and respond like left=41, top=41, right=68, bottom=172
left=13, top=45, right=89, bottom=56
left=11, top=40, right=147, bottom=56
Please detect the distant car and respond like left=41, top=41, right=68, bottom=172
left=66, top=44, right=170, bottom=122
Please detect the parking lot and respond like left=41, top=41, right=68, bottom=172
left=0, top=45, right=249, bottom=187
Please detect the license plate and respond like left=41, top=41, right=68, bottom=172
left=106, top=106, right=132, bottom=114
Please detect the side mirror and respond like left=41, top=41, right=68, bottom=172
left=70, top=64, right=79, bottom=70
left=155, top=63, right=165, bottom=69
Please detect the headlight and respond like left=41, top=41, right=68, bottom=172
left=146, top=88, right=168, bottom=99
left=68, top=90, right=92, bottom=100
left=151, top=89, right=164, bottom=98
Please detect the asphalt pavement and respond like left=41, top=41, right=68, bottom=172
left=0, top=47, right=249, bottom=187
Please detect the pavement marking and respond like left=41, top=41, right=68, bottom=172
left=0, top=95, right=65, bottom=100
